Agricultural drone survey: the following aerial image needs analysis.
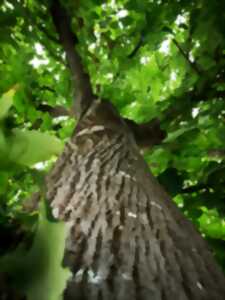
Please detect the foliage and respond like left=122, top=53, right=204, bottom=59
left=0, top=0, right=225, bottom=297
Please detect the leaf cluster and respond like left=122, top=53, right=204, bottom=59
left=0, top=0, right=225, bottom=297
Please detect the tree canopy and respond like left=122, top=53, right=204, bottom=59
left=0, top=0, right=225, bottom=299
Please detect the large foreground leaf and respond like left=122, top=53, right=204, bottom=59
left=0, top=202, right=71, bottom=300
left=9, top=129, right=63, bottom=166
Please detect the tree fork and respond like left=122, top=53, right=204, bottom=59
left=50, top=0, right=165, bottom=148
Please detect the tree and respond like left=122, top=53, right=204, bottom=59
left=0, top=0, right=225, bottom=299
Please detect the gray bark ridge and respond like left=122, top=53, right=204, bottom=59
left=46, top=99, right=225, bottom=300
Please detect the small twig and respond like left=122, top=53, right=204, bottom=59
left=182, top=184, right=207, bottom=194
left=172, top=39, right=202, bottom=76
left=127, top=34, right=145, bottom=59
left=39, top=86, right=55, bottom=93
left=36, top=22, right=59, bottom=44
left=207, top=149, right=225, bottom=159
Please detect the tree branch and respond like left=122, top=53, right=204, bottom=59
left=50, top=0, right=94, bottom=118
left=36, top=22, right=59, bottom=44
left=207, top=149, right=225, bottom=159
left=124, top=118, right=166, bottom=148
left=22, top=191, right=41, bottom=213
left=127, top=34, right=144, bottom=59
left=48, top=1, right=165, bottom=147
left=37, top=104, right=72, bottom=117
left=172, top=39, right=202, bottom=76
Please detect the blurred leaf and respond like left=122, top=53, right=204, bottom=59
left=0, top=86, right=18, bottom=120
left=0, top=201, right=71, bottom=300
left=9, top=129, right=63, bottom=166
left=165, top=126, right=196, bottom=143
left=0, top=171, right=8, bottom=195
left=199, top=208, right=225, bottom=240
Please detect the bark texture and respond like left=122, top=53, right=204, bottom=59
left=46, top=100, right=225, bottom=300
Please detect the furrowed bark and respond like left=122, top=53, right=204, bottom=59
left=46, top=100, right=225, bottom=300
left=47, top=1, right=225, bottom=299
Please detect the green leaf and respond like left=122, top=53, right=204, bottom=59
left=145, top=147, right=172, bottom=175
left=199, top=209, right=225, bottom=240
left=9, top=129, right=63, bottom=166
left=165, top=126, right=196, bottom=143
left=0, top=86, right=18, bottom=120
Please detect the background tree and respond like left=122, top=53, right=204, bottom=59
left=0, top=0, right=225, bottom=299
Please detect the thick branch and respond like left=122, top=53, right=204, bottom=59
left=125, top=118, right=166, bottom=148
left=50, top=0, right=94, bottom=118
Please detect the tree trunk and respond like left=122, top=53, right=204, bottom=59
left=46, top=99, right=225, bottom=300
